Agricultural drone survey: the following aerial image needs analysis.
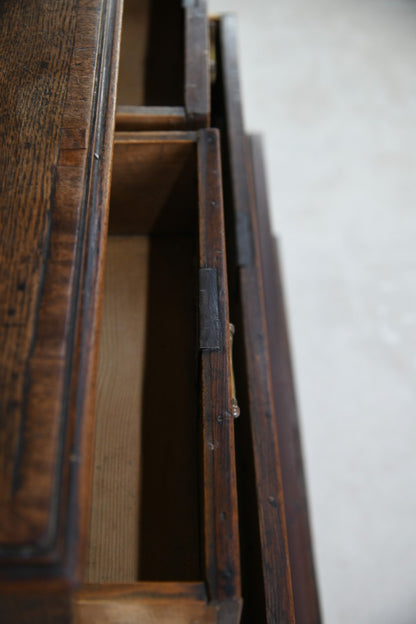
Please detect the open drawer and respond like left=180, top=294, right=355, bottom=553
left=74, top=130, right=241, bottom=622
left=116, top=0, right=209, bottom=131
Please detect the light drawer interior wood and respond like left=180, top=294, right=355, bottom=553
left=86, top=138, right=201, bottom=584
left=117, top=0, right=184, bottom=107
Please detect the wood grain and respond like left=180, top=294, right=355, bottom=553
left=215, top=15, right=296, bottom=622
left=110, top=134, right=197, bottom=235
left=85, top=132, right=241, bottom=620
left=249, top=134, right=321, bottom=624
left=87, top=236, right=149, bottom=583
left=88, top=135, right=204, bottom=583
left=197, top=130, right=241, bottom=616
left=116, top=106, right=187, bottom=131
left=0, top=0, right=123, bottom=581
left=184, top=1, right=210, bottom=126
left=87, top=233, right=202, bottom=583
left=0, top=0, right=79, bottom=547
left=74, top=582, right=217, bottom=624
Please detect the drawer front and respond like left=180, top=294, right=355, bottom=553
left=0, top=0, right=122, bottom=578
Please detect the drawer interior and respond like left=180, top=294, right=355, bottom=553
left=117, top=0, right=184, bottom=107
left=86, top=137, right=201, bottom=584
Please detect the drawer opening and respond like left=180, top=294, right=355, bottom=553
left=86, top=137, right=202, bottom=584
left=117, top=0, right=184, bottom=108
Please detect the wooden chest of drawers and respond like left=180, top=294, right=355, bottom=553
left=0, top=1, right=320, bottom=622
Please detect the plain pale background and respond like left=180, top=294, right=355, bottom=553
left=209, top=1, right=416, bottom=622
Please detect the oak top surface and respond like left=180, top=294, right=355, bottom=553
left=0, top=0, right=117, bottom=558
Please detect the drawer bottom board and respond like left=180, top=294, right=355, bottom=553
left=86, top=234, right=200, bottom=584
